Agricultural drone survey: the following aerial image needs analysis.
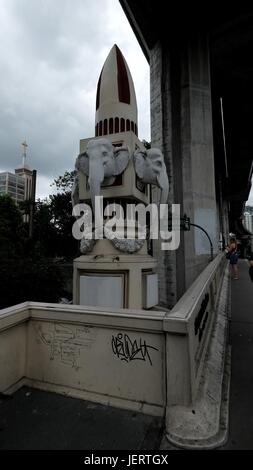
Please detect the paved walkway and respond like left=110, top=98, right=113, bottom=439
left=0, top=386, right=164, bottom=450
left=222, top=259, right=253, bottom=449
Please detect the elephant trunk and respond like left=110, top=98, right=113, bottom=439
left=88, top=158, right=104, bottom=214
left=158, top=172, right=169, bottom=204
left=89, top=178, right=102, bottom=214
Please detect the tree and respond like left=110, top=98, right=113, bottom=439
left=0, top=194, right=26, bottom=258
left=0, top=257, right=64, bottom=309
left=49, top=192, right=78, bottom=258
left=0, top=194, right=65, bottom=309
left=32, top=199, right=59, bottom=257
left=51, top=171, right=75, bottom=192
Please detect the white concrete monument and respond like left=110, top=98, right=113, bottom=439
left=72, top=45, right=169, bottom=309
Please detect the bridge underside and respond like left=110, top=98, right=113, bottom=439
left=120, top=2, right=253, bottom=232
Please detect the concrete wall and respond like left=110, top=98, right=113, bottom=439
left=164, top=253, right=226, bottom=406
left=26, top=309, right=165, bottom=416
left=0, top=303, right=28, bottom=392
left=0, top=254, right=227, bottom=418
left=0, top=303, right=166, bottom=416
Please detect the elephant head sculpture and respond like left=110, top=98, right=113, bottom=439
left=75, top=138, right=130, bottom=211
left=134, top=148, right=169, bottom=204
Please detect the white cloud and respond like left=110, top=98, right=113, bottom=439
left=0, top=0, right=150, bottom=199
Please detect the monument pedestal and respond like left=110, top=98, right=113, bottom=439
left=73, top=240, right=158, bottom=310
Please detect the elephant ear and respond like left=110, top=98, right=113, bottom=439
left=75, top=151, right=89, bottom=176
left=113, top=146, right=130, bottom=175
left=134, top=150, right=147, bottom=180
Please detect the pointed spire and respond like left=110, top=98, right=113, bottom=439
left=95, top=45, right=138, bottom=137
left=21, top=140, right=28, bottom=166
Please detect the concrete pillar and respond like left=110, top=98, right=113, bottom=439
left=150, top=42, right=178, bottom=309
left=150, top=34, right=218, bottom=306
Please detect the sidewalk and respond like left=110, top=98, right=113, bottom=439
left=0, top=386, right=164, bottom=450
left=221, top=259, right=253, bottom=449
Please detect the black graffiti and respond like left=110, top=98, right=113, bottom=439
left=194, top=293, right=209, bottom=342
left=198, top=311, right=208, bottom=342
left=111, top=333, right=158, bottom=365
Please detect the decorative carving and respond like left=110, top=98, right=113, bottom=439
left=134, top=148, right=169, bottom=204
left=109, top=237, right=145, bottom=253
left=75, top=138, right=130, bottom=211
left=80, top=237, right=97, bottom=254
left=71, top=139, right=169, bottom=258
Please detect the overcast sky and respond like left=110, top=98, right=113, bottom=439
left=0, top=0, right=252, bottom=205
left=0, top=0, right=150, bottom=199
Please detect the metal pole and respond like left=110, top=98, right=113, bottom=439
left=189, top=222, right=214, bottom=261
left=29, top=170, right=37, bottom=239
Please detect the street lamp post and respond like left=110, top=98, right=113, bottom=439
left=175, top=214, right=214, bottom=262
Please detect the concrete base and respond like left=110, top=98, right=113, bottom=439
left=73, top=240, right=158, bottom=309
left=162, top=265, right=230, bottom=449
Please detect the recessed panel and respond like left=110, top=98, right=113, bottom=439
left=80, top=275, right=123, bottom=308
left=143, top=273, right=158, bottom=309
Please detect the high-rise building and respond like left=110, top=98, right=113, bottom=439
left=0, top=141, right=36, bottom=204
left=0, top=172, right=25, bottom=203
left=244, top=211, right=253, bottom=234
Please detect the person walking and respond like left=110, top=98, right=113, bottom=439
left=226, top=236, right=239, bottom=280
left=249, top=253, right=253, bottom=282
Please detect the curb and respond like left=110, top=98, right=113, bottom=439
left=161, top=265, right=231, bottom=450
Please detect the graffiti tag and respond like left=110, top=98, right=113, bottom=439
left=194, top=293, right=209, bottom=342
left=111, top=333, right=158, bottom=365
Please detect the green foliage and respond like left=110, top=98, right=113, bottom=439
left=0, top=194, right=26, bottom=258
left=48, top=192, right=78, bottom=258
left=51, top=171, right=75, bottom=192
left=0, top=172, right=82, bottom=308
left=142, top=140, right=151, bottom=149
left=37, top=170, right=78, bottom=258
left=0, top=257, right=64, bottom=309
left=32, top=198, right=59, bottom=257
left=31, top=192, right=78, bottom=258
left=0, top=191, right=76, bottom=309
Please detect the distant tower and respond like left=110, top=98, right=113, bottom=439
left=15, top=140, right=36, bottom=201
left=0, top=141, right=36, bottom=204
left=21, top=140, right=28, bottom=166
